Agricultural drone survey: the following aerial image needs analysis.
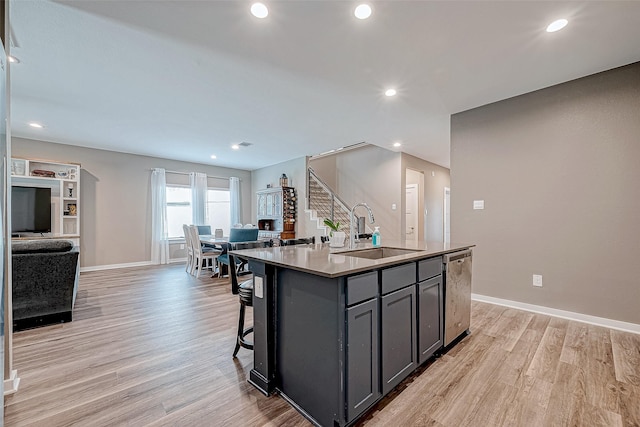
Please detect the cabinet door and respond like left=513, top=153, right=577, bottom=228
left=274, top=191, right=282, bottom=217
left=346, top=298, right=380, bottom=422
left=418, top=275, right=442, bottom=364
left=381, top=285, right=416, bottom=395
left=257, top=194, right=266, bottom=217
left=266, top=193, right=274, bottom=216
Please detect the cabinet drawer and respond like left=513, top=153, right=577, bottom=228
left=381, top=263, right=416, bottom=295
left=418, top=256, right=442, bottom=281
left=346, top=271, right=378, bottom=305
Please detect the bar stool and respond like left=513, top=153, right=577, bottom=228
left=229, top=240, right=271, bottom=357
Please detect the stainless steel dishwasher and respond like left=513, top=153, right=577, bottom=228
left=443, top=249, right=472, bottom=346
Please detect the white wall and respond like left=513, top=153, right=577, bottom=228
left=12, top=137, right=252, bottom=268
left=310, top=145, right=402, bottom=239
left=251, top=156, right=318, bottom=239
left=401, top=153, right=450, bottom=242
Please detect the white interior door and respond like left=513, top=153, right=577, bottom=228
left=405, top=184, right=419, bottom=241
left=444, top=187, right=450, bottom=242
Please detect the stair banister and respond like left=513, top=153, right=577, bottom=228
left=307, top=167, right=351, bottom=223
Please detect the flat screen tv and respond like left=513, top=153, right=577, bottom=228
left=11, top=186, right=52, bottom=233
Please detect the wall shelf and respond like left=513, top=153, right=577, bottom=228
left=11, top=158, right=81, bottom=245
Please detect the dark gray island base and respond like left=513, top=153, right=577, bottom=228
left=232, top=241, right=474, bottom=427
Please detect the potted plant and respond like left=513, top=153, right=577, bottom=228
left=324, top=218, right=346, bottom=247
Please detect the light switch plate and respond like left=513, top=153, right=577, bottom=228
left=533, top=274, right=543, bottom=287
left=254, top=276, right=264, bottom=298
left=473, top=200, right=485, bottom=210
left=391, top=203, right=397, bottom=210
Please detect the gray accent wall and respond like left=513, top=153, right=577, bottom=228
left=451, top=62, right=640, bottom=324
left=11, top=137, right=252, bottom=268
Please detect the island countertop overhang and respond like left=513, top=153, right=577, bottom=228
left=231, top=240, right=475, bottom=278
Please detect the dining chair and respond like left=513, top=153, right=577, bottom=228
left=196, top=225, right=212, bottom=235
left=229, top=240, right=271, bottom=357
left=216, top=227, right=260, bottom=276
left=188, top=225, right=219, bottom=278
left=182, top=224, right=195, bottom=273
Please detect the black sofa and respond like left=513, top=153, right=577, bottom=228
left=12, top=240, right=80, bottom=331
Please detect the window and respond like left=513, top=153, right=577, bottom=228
left=166, top=186, right=191, bottom=239
left=206, top=189, right=231, bottom=236
left=165, top=185, right=231, bottom=239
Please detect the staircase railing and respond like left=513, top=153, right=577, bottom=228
left=307, top=167, right=352, bottom=231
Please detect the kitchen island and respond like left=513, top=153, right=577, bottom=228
left=232, top=240, right=474, bottom=427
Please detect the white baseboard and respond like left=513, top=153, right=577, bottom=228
left=472, top=293, right=640, bottom=335
left=80, top=261, right=154, bottom=272
left=79, top=258, right=188, bottom=272
left=4, top=369, right=20, bottom=395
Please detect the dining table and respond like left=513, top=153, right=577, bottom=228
left=198, top=235, right=228, bottom=277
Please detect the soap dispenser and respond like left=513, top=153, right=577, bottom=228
left=372, top=227, right=381, bottom=247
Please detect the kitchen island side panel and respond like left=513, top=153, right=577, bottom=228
left=276, top=268, right=343, bottom=427
left=249, top=261, right=277, bottom=394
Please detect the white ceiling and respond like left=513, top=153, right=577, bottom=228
left=9, top=1, right=640, bottom=171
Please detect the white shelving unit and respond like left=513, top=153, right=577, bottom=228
left=11, top=158, right=81, bottom=245
left=256, top=187, right=296, bottom=240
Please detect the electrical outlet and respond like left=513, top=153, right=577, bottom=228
left=533, top=274, right=543, bottom=287
left=254, top=276, right=264, bottom=299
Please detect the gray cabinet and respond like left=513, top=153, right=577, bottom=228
left=346, top=298, right=380, bottom=422
left=417, top=275, right=443, bottom=364
left=381, top=285, right=417, bottom=395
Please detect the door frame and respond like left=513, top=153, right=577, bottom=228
left=405, top=183, right=419, bottom=241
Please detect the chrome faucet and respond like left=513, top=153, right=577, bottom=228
left=350, top=202, right=375, bottom=249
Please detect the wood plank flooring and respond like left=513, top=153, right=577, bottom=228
left=4, top=264, right=640, bottom=426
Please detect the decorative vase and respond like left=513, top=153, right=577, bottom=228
left=329, top=231, right=346, bottom=248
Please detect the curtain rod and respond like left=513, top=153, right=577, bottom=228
left=152, top=169, right=237, bottom=181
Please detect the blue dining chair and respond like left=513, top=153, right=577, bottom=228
left=217, top=228, right=260, bottom=276
left=196, top=225, right=212, bottom=235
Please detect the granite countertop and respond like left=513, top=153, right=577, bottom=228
left=231, top=240, right=475, bottom=278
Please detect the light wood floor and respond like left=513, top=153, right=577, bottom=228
left=4, top=264, right=640, bottom=427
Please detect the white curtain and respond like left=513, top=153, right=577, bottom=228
left=229, top=177, right=241, bottom=226
left=151, top=168, right=169, bottom=265
left=190, top=172, right=207, bottom=225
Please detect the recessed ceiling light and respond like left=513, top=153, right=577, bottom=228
left=231, top=144, right=240, bottom=150
left=28, top=122, right=44, bottom=128
left=210, top=154, right=217, bottom=159
left=546, top=19, right=568, bottom=33
left=354, top=4, right=372, bottom=20
left=393, top=142, right=402, bottom=148
left=8, top=55, right=20, bottom=64
left=385, top=88, right=397, bottom=97
left=251, top=2, right=269, bottom=19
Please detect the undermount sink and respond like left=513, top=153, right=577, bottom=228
left=338, top=247, right=423, bottom=260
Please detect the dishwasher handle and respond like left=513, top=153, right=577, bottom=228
left=443, top=249, right=472, bottom=263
